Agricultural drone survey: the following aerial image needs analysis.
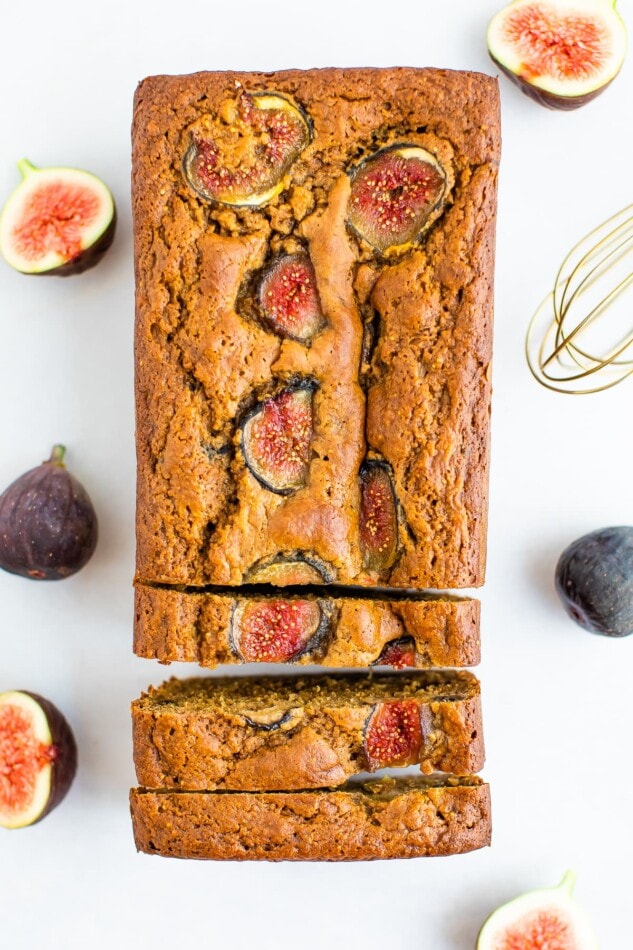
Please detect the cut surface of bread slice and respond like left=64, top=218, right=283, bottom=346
left=130, top=775, right=491, bottom=861
left=134, top=584, right=480, bottom=669
left=132, top=672, right=483, bottom=790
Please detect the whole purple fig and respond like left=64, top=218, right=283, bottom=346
left=0, top=445, right=98, bottom=580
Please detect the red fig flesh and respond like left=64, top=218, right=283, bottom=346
left=373, top=637, right=417, bottom=669
left=347, top=146, right=446, bottom=254
left=0, top=691, right=77, bottom=829
left=363, top=699, right=423, bottom=770
left=230, top=598, right=330, bottom=663
left=184, top=92, right=311, bottom=206
left=487, top=0, right=627, bottom=109
left=258, top=253, right=325, bottom=342
left=359, top=462, right=398, bottom=572
left=242, top=386, right=315, bottom=494
left=0, top=159, right=116, bottom=275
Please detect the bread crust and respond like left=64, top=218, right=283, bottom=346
left=133, top=67, right=500, bottom=590
left=130, top=780, right=491, bottom=860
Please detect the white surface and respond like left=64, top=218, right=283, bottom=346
left=1, top=1, right=632, bottom=947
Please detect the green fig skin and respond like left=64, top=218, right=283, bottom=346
left=0, top=446, right=98, bottom=580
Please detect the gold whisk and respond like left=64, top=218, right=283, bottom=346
left=525, top=202, right=633, bottom=394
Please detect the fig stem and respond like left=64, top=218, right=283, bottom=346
left=557, top=870, right=577, bottom=896
left=48, top=445, right=66, bottom=467
left=16, top=158, right=38, bottom=181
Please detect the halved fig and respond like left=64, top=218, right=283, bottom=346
left=0, top=445, right=98, bottom=580
left=364, top=699, right=423, bottom=770
left=0, top=691, right=77, bottom=828
left=373, top=637, right=417, bottom=669
left=477, top=871, right=599, bottom=949
left=230, top=598, right=331, bottom=663
left=347, top=146, right=447, bottom=255
left=242, top=385, right=315, bottom=494
left=258, top=253, right=325, bottom=342
left=359, top=461, right=398, bottom=572
left=184, top=91, right=311, bottom=206
left=246, top=552, right=335, bottom=585
left=487, top=0, right=627, bottom=110
left=0, top=159, right=116, bottom=275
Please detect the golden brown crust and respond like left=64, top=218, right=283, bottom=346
left=130, top=780, right=491, bottom=860
left=133, top=67, right=500, bottom=590
left=133, top=584, right=480, bottom=668
left=131, top=672, right=484, bottom=790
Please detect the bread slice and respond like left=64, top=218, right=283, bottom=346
left=130, top=775, right=490, bottom=861
left=132, top=672, right=483, bottom=791
left=134, top=585, right=480, bottom=669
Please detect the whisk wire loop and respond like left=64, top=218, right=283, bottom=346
left=526, top=201, right=633, bottom=394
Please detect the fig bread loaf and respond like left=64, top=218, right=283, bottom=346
left=130, top=775, right=491, bottom=861
left=130, top=65, right=498, bottom=861
left=132, top=671, right=483, bottom=791
left=134, top=585, right=480, bottom=669
left=132, top=67, right=500, bottom=592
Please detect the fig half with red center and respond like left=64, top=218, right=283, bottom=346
left=373, top=637, right=417, bottom=669
left=258, top=253, right=325, bottom=342
left=487, top=0, right=627, bottom=110
left=230, top=598, right=331, bottom=663
left=363, top=699, right=423, bottom=770
left=242, top=385, right=315, bottom=494
left=0, top=691, right=77, bottom=828
left=184, top=92, right=311, bottom=206
left=0, top=445, right=98, bottom=580
left=359, top=461, right=398, bottom=572
left=477, top=871, right=599, bottom=949
left=347, top=146, right=446, bottom=255
left=0, top=159, right=116, bottom=275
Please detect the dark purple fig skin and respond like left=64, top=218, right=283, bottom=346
left=0, top=446, right=98, bottom=579
left=490, top=54, right=615, bottom=111
left=20, top=691, right=77, bottom=824
left=242, top=710, right=299, bottom=732
left=555, top=526, right=633, bottom=637
left=38, top=209, right=117, bottom=277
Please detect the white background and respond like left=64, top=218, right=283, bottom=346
left=1, top=1, right=632, bottom=947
